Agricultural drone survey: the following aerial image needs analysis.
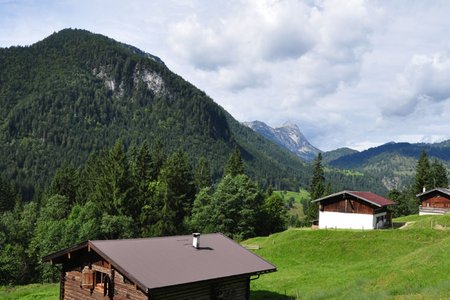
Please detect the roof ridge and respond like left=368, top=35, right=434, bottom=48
left=90, top=232, right=219, bottom=243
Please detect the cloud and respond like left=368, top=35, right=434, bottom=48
left=168, top=16, right=239, bottom=71
left=168, top=0, right=379, bottom=97
left=384, top=51, right=450, bottom=117
left=168, top=0, right=314, bottom=70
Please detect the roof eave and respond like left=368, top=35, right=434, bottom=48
left=416, top=188, right=450, bottom=198
left=42, top=240, right=89, bottom=263
left=311, top=190, right=394, bottom=207
left=147, top=267, right=277, bottom=292
left=42, top=240, right=149, bottom=293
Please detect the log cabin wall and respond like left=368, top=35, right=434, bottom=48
left=422, top=195, right=450, bottom=208
left=62, top=261, right=147, bottom=300
left=62, top=260, right=249, bottom=300
left=322, top=197, right=374, bottom=214
left=150, top=276, right=249, bottom=300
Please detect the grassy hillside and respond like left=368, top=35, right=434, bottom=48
left=395, top=214, right=450, bottom=229
left=244, top=217, right=450, bottom=299
left=2, top=215, right=450, bottom=299
left=0, top=284, right=58, bottom=299
left=274, top=190, right=310, bottom=204
left=274, top=189, right=310, bottom=224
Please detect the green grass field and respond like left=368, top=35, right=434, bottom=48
left=274, top=189, right=310, bottom=221
left=0, top=284, right=58, bottom=300
left=3, top=215, right=450, bottom=300
left=246, top=214, right=450, bottom=299
left=274, top=190, right=310, bottom=204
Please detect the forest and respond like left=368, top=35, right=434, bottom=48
left=0, top=142, right=288, bottom=285
left=0, top=28, right=314, bottom=203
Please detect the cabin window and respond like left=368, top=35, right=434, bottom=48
left=95, top=271, right=103, bottom=287
left=94, top=270, right=113, bottom=296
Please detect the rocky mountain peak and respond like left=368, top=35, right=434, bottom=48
left=244, top=120, right=322, bottom=162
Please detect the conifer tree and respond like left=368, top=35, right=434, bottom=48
left=194, top=157, right=212, bottom=191
left=128, top=142, right=152, bottom=217
left=413, top=151, right=431, bottom=194
left=0, top=176, right=16, bottom=213
left=430, top=159, right=448, bottom=188
left=157, top=149, right=195, bottom=233
left=224, top=148, right=244, bottom=177
left=149, top=139, right=167, bottom=181
left=47, top=163, right=79, bottom=204
left=306, top=153, right=326, bottom=223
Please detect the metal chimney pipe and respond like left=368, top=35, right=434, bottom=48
left=192, top=233, right=200, bottom=248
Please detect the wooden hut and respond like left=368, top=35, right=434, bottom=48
left=312, top=191, right=395, bottom=230
left=43, top=233, right=276, bottom=300
left=417, top=188, right=450, bottom=215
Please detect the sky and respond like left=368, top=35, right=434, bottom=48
left=1, top=0, right=450, bottom=151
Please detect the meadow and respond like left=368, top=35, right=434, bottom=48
left=274, top=189, right=310, bottom=222
left=246, top=214, right=450, bottom=299
left=2, top=215, right=449, bottom=300
left=0, top=284, right=58, bottom=300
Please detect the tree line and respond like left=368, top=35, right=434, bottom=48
left=0, top=141, right=287, bottom=285
left=302, top=151, right=449, bottom=222
left=388, top=151, right=448, bottom=217
left=1, top=144, right=447, bottom=285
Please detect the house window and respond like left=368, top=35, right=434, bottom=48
left=94, top=270, right=113, bottom=297
left=95, top=271, right=105, bottom=290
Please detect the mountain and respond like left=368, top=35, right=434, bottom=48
left=325, top=141, right=450, bottom=190
left=243, top=121, right=321, bottom=161
left=0, top=29, right=310, bottom=199
left=322, top=147, right=359, bottom=164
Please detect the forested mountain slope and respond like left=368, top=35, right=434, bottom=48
left=325, top=141, right=450, bottom=190
left=0, top=29, right=309, bottom=199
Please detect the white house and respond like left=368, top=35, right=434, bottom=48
left=312, top=191, right=395, bottom=230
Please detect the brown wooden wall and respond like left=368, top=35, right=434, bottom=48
left=322, top=197, right=374, bottom=215
left=422, top=195, right=450, bottom=208
left=149, top=276, right=249, bottom=300
left=62, top=261, right=147, bottom=300
left=61, top=258, right=250, bottom=300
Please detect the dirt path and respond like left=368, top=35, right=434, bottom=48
left=398, top=221, right=415, bottom=229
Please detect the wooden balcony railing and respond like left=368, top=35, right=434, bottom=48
left=419, top=206, right=450, bottom=215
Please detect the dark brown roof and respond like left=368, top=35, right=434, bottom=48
left=43, top=233, right=276, bottom=292
left=416, top=188, right=450, bottom=199
left=312, top=190, right=395, bottom=207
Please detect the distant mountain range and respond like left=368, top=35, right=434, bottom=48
left=244, top=118, right=450, bottom=190
left=243, top=121, right=321, bottom=162
left=323, top=141, right=450, bottom=190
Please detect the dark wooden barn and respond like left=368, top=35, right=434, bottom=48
left=312, top=190, right=395, bottom=230
left=43, top=233, right=276, bottom=300
left=417, top=188, right=450, bottom=215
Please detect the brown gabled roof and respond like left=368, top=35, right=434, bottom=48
left=312, top=190, right=395, bottom=207
left=43, top=233, right=276, bottom=292
left=416, top=188, right=450, bottom=199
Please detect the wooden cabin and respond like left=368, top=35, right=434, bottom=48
left=312, top=191, right=395, bottom=230
left=43, top=233, right=276, bottom=300
left=417, top=188, right=450, bottom=215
